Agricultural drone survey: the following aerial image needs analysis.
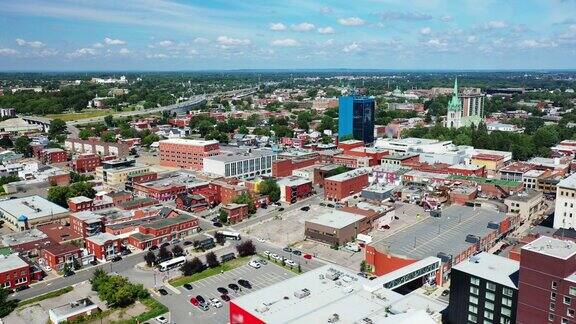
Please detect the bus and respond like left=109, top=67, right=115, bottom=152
left=158, top=256, right=186, bottom=272
left=217, top=230, right=241, bottom=240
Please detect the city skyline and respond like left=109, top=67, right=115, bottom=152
left=0, top=0, right=576, bottom=71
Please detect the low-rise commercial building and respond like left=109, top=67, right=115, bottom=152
left=95, top=159, right=150, bottom=188
left=127, top=214, right=199, bottom=249
left=0, top=195, right=69, bottom=232
left=277, top=176, right=313, bottom=204
left=72, top=153, right=101, bottom=173
left=324, top=167, right=370, bottom=201
left=41, top=148, right=68, bottom=164
left=85, top=232, right=122, bottom=261
left=49, top=298, right=99, bottom=324
left=203, top=148, right=277, bottom=179
left=305, top=210, right=366, bottom=245
left=220, top=203, right=249, bottom=224
left=504, top=190, right=546, bottom=220
left=0, top=253, right=31, bottom=289
left=65, top=137, right=130, bottom=158
left=41, top=243, right=82, bottom=271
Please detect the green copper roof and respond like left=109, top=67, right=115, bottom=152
left=447, top=77, right=462, bottom=112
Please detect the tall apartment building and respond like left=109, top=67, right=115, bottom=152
left=159, top=139, right=220, bottom=170
left=517, top=236, right=576, bottom=324
left=449, top=252, right=519, bottom=324
left=64, top=137, right=130, bottom=158
left=460, top=88, right=485, bottom=119
left=554, top=173, right=576, bottom=229
left=338, top=95, right=375, bottom=144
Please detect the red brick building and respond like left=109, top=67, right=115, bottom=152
left=220, top=203, right=249, bottom=224
left=517, top=236, right=576, bottom=324
left=70, top=211, right=104, bottom=238
left=277, top=177, right=313, bottom=204
left=133, top=181, right=187, bottom=201
left=48, top=172, right=71, bottom=186
left=337, top=139, right=365, bottom=151
left=159, top=139, right=220, bottom=170
left=41, top=243, right=82, bottom=271
left=41, top=148, right=68, bottom=164
left=128, top=172, right=158, bottom=184
left=85, top=233, right=122, bottom=261
left=68, top=196, right=94, bottom=212
left=72, top=153, right=101, bottom=173
left=324, top=168, right=369, bottom=201
left=0, top=254, right=31, bottom=289
left=210, top=179, right=248, bottom=205
left=272, top=155, right=319, bottom=177
left=127, top=214, right=199, bottom=250
left=175, top=193, right=209, bottom=212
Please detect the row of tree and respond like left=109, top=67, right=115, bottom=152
left=90, top=269, right=149, bottom=308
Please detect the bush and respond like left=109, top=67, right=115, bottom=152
left=236, top=240, right=256, bottom=257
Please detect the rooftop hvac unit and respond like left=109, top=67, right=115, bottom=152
left=325, top=271, right=339, bottom=281
left=487, top=221, right=500, bottom=230
left=294, top=288, right=310, bottom=299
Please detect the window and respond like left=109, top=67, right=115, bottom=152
left=562, top=318, right=568, bottom=324
left=468, top=314, right=477, bottom=322
left=485, top=301, right=494, bottom=311
left=551, top=302, right=556, bottom=311
left=502, top=307, right=512, bottom=317
left=486, top=282, right=496, bottom=291
left=502, top=297, right=512, bottom=307
left=570, top=287, right=576, bottom=296
left=500, top=317, right=511, bottom=324
left=486, top=291, right=495, bottom=301
left=568, top=309, right=575, bottom=318
left=566, top=296, right=572, bottom=305
left=484, top=321, right=493, bottom=324
left=470, top=296, right=478, bottom=304
left=553, top=281, right=559, bottom=290
left=470, top=286, right=479, bottom=295
left=469, top=305, right=478, bottom=314
left=484, top=311, right=494, bottom=320
left=552, top=292, right=558, bottom=301
left=471, top=277, right=480, bottom=285
left=503, top=287, right=514, bottom=297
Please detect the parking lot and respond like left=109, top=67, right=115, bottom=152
left=154, top=261, right=296, bottom=324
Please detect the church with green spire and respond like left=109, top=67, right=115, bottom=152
left=445, top=78, right=484, bottom=128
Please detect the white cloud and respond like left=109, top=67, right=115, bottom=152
left=0, top=48, right=18, bottom=56
left=420, top=27, right=432, bottom=35
left=104, top=37, right=126, bottom=45
left=158, top=40, right=175, bottom=47
left=269, top=23, right=286, bottom=31
left=93, top=42, right=104, bottom=48
left=67, top=47, right=98, bottom=58
left=338, top=17, right=365, bottom=26
left=318, top=26, right=335, bottom=34
left=146, top=53, right=168, bottom=59
left=440, top=15, right=452, bottom=22
left=271, top=38, right=299, bottom=47
left=467, top=36, right=478, bottom=43
left=119, top=48, right=130, bottom=55
left=485, top=21, right=507, bottom=29
left=343, top=42, right=361, bottom=52
left=425, top=38, right=448, bottom=49
left=193, top=37, right=209, bottom=44
left=15, top=38, right=45, bottom=48
left=320, top=6, right=333, bottom=14
left=291, top=22, right=315, bottom=32
left=216, top=36, right=251, bottom=46
left=324, top=39, right=335, bottom=46
left=518, top=39, right=557, bottom=49
left=188, top=49, right=198, bottom=55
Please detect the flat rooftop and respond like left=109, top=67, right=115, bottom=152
left=0, top=195, right=68, bottom=220
left=452, top=252, right=519, bottom=288
left=1, top=228, right=48, bottom=246
left=449, top=175, right=522, bottom=188
left=306, top=210, right=364, bottom=229
left=143, top=213, right=196, bottom=230
left=160, top=138, right=218, bottom=146
left=277, top=176, right=311, bottom=187
left=505, top=190, right=543, bottom=203
left=231, top=264, right=441, bottom=324
left=205, top=149, right=275, bottom=163
left=371, top=205, right=508, bottom=260
left=522, top=236, right=576, bottom=260
left=325, top=167, right=370, bottom=182
left=499, top=162, right=534, bottom=174
left=86, top=232, right=118, bottom=245
left=558, top=173, right=576, bottom=190
left=0, top=253, right=28, bottom=273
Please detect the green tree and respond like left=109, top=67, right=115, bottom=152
left=205, top=252, right=220, bottom=268
left=0, top=136, right=13, bottom=148
left=297, top=111, right=313, bottom=130
left=0, top=286, right=18, bottom=317
left=100, top=132, right=116, bottom=143
left=205, top=131, right=229, bottom=143
left=259, top=178, right=281, bottom=202
left=197, top=120, right=215, bottom=137
left=104, top=115, right=114, bottom=127
left=233, top=193, right=256, bottom=214
left=237, top=125, right=249, bottom=134
left=144, top=251, right=156, bottom=267
left=142, top=134, right=160, bottom=147
left=13, top=136, right=32, bottom=156
left=218, top=209, right=228, bottom=224
left=78, top=128, right=93, bottom=140
left=48, top=119, right=67, bottom=140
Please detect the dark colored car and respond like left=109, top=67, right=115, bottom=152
left=196, top=295, right=205, bottom=304
left=228, top=283, right=240, bottom=292
left=183, top=241, right=192, bottom=246
left=278, top=208, right=285, bottom=211
left=15, top=285, right=29, bottom=292
left=274, top=202, right=281, bottom=206
left=160, top=242, right=170, bottom=248
left=183, top=283, right=193, bottom=290
left=211, top=217, right=219, bottom=223
left=327, top=204, right=334, bottom=208
left=213, top=222, right=223, bottom=228
left=63, top=270, right=75, bottom=277
left=319, top=203, right=326, bottom=206
left=283, top=247, right=292, bottom=253
left=292, top=250, right=302, bottom=256
left=121, top=249, right=132, bottom=256
left=158, top=288, right=169, bottom=296
left=300, top=206, right=310, bottom=211
left=441, top=289, right=450, bottom=297
left=111, top=255, right=122, bottom=262
left=357, top=272, right=368, bottom=278
left=89, top=260, right=98, bottom=266
left=149, top=245, right=158, bottom=251
left=221, top=294, right=230, bottom=302
left=217, top=287, right=228, bottom=294
left=238, top=279, right=252, bottom=289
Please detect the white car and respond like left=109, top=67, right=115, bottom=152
left=285, top=260, right=297, bottom=267
left=210, top=298, right=223, bottom=308
left=263, top=250, right=270, bottom=256
left=270, top=253, right=280, bottom=260
left=249, top=260, right=261, bottom=269
left=155, top=316, right=168, bottom=324
left=256, top=237, right=266, bottom=243
left=44, top=266, right=52, bottom=272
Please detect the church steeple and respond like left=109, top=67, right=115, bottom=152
left=447, top=77, right=461, bottom=112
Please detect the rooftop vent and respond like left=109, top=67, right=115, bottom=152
left=294, top=288, right=310, bottom=299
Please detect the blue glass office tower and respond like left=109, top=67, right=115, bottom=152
left=338, top=95, right=375, bottom=143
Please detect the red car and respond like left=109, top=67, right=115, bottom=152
left=190, top=297, right=199, bottom=306
left=303, top=254, right=312, bottom=260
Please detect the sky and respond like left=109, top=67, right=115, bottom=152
left=0, top=0, right=575, bottom=71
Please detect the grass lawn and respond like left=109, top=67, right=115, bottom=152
left=114, top=297, right=168, bottom=324
left=46, top=109, right=112, bottom=121
left=169, top=256, right=250, bottom=287
left=17, top=286, right=73, bottom=308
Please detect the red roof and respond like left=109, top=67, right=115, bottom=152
left=42, top=243, right=81, bottom=256
left=472, top=154, right=504, bottom=161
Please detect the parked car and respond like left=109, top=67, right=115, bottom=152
left=213, top=222, right=223, bottom=228
left=160, top=242, right=170, bottom=248
left=283, top=247, right=292, bottom=253
left=300, top=206, right=310, bottom=211
left=217, top=287, right=229, bottom=295
left=198, top=303, right=209, bottom=311
left=278, top=207, right=285, bottom=211
left=189, top=297, right=199, bottom=306
left=249, top=260, right=261, bottom=269
left=274, top=202, right=281, bottom=206
left=256, top=237, right=265, bottom=243
left=121, top=249, right=132, bottom=256
left=211, top=217, right=219, bottom=223
left=263, top=250, right=270, bottom=256
left=292, top=250, right=302, bottom=256
left=238, top=279, right=252, bottom=289
left=44, top=266, right=52, bottom=272
left=63, top=270, right=75, bottom=277
left=270, top=253, right=281, bottom=261
left=155, top=316, right=168, bottom=324
left=171, top=239, right=180, bottom=245
left=15, top=286, right=28, bottom=292
left=149, top=245, right=158, bottom=251
left=89, top=260, right=98, bottom=266
left=221, top=294, right=231, bottom=302
left=285, top=260, right=297, bottom=267
left=228, top=283, right=240, bottom=292
left=357, top=272, right=368, bottom=278
left=196, top=295, right=205, bottom=304
left=319, top=203, right=326, bottom=206
left=210, top=298, right=223, bottom=308
left=327, top=204, right=334, bottom=208
left=111, top=255, right=122, bottom=262
left=183, top=283, right=193, bottom=290
left=441, top=289, right=450, bottom=297
left=303, top=254, right=312, bottom=260
left=183, top=241, right=192, bottom=246
left=158, top=288, right=169, bottom=295
left=258, top=259, right=267, bottom=265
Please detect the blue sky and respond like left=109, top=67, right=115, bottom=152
left=0, top=0, right=575, bottom=71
